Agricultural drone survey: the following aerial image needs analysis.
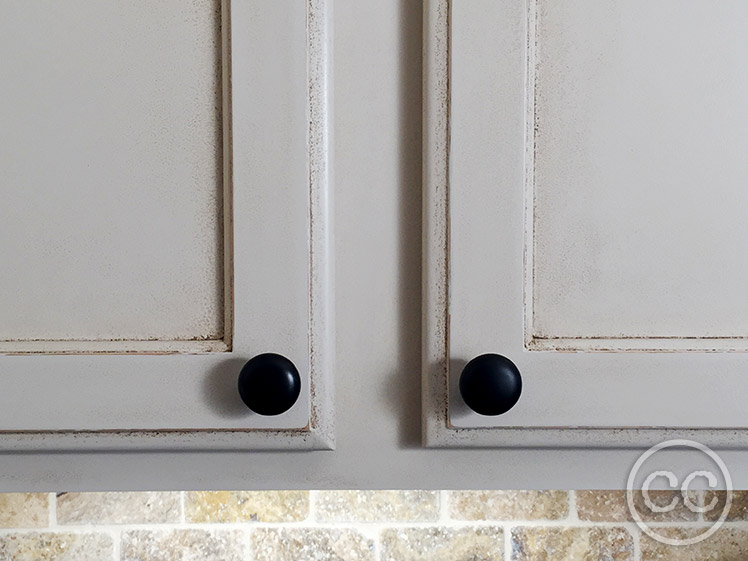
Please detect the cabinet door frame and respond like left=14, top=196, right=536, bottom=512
left=422, top=0, right=748, bottom=449
left=0, top=0, right=334, bottom=452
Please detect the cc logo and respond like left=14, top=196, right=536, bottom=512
left=627, top=440, right=732, bottom=546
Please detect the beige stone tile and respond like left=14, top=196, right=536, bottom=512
left=512, top=527, right=633, bottom=561
left=381, top=527, right=503, bottom=561
left=576, top=491, right=699, bottom=522
left=449, top=491, right=568, bottom=521
left=640, top=528, right=748, bottom=560
left=122, top=529, right=245, bottom=561
left=185, top=490, right=308, bottom=523
left=315, top=491, right=439, bottom=522
left=251, top=528, right=374, bottom=561
left=0, top=493, right=50, bottom=528
left=576, top=491, right=629, bottom=522
left=0, top=532, right=112, bottom=561
left=704, top=491, right=748, bottom=521
left=56, top=492, right=181, bottom=525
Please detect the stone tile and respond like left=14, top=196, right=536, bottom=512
left=512, top=527, right=633, bottom=561
left=576, top=491, right=629, bottom=522
left=56, top=492, right=181, bottom=525
left=0, top=493, right=50, bottom=528
left=0, top=532, right=112, bottom=561
left=315, top=491, right=439, bottom=522
left=251, top=528, right=374, bottom=561
left=449, top=491, right=568, bottom=521
left=704, top=491, right=748, bottom=521
left=381, top=527, right=503, bottom=561
left=576, top=491, right=699, bottom=522
left=640, top=528, right=748, bottom=560
left=122, top=529, right=245, bottom=561
left=185, top=491, right=308, bottom=523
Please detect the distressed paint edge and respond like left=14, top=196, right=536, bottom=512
left=221, top=0, right=235, bottom=353
left=0, top=339, right=230, bottom=355
left=306, top=0, right=336, bottom=451
left=421, top=0, right=748, bottom=450
left=528, top=337, right=748, bottom=353
left=423, top=427, right=748, bottom=450
left=422, top=0, right=451, bottom=448
left=0, top=0, right=335, bottom=453
left=523, top=0, right=538, bottom=349
left=0, top=428, right=333, bottom=453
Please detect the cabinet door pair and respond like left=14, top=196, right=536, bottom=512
left=2, top=0, right=748, bottom=453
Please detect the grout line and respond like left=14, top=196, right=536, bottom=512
left=308, top=490, right=318, bottom=523
left=3, top=518, right=748, bottom=535
left=439, top=490, right=449, bottom=522
left=243, top=525, right=253, bottom=561
left=504, top=522, right=513, bottom=561
left=180, top=492, right=186, bottom=524
left=48, top=493, right=57, bottom=528
left=372, top=526, right=382, bottom=561
left=628, top=522, right=641, bottom=561
left=111, top=528, right=121, bottom=561
left=567, top=491, right=578, bottom=522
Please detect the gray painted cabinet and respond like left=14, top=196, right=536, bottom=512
left=424, top=0, right=748, bottom=449
left=3, top=0, right=748, bottom=491
left=0, top=1, right=333, bottom=451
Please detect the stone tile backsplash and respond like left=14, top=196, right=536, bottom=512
left=0, top=491, right=743, bottom=560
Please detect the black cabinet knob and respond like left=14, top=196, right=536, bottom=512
left=238, top=353, right=301, bottom=416
left=459, top=354, right=522, bottom=416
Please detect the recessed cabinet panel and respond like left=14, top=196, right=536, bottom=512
left=423, top=0, right=748, bottom=447
left=530, top=0, right=748, bottom=350
left=0, top=0, right=334, bottom=451
left=0, top=0, right=228, bottom=354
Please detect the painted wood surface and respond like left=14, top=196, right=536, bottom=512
left=0, top=0, right=334, bottom=451
left=7, top=0, right=748, bottom=491
left=424, top=0, right=748, bottom=447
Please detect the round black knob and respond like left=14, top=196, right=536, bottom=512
left=459, top=354, right=522, bottom=416
left=238, top=353, right=301, bottom=416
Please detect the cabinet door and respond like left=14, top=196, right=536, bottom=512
left=0, top=0, right=333, bottom=451
left=424, top=0, right=748, bottom=447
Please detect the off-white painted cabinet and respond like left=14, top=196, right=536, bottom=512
left=424, top=0, right=748, bottom=448
left=6, top=0, right=748, bottom=491
left=0, top=0, right=333, bottom=451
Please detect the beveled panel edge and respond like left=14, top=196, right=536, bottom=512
left=0, top=339, right=230, bottom=355
left=528, top=337, right=748, bottom=353
left=306, top=0, right=336, bottom=452
left=422, top=0, right=452, bottom=450
left=0, top=428, right=333, bottom=452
